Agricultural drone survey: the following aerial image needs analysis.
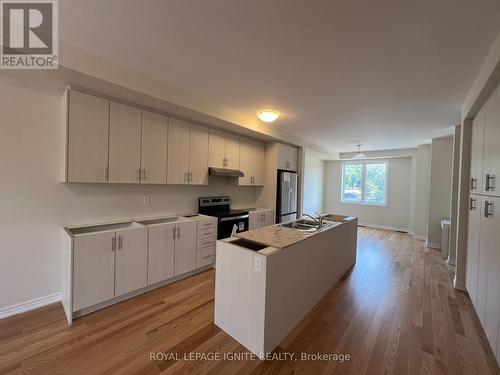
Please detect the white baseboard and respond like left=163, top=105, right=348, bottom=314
left=358, top=222, right=409, bottom=233
left=0, top=293, right=61, bottom=320
left=425, top=241, right=441, bottom=250
left=413, top=234, right=426, bottom=241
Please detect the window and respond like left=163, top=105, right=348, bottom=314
left=341, top=161, right=388, bottom=206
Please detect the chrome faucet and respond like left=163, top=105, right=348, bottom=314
left=302, top=212, right=324, bottom=228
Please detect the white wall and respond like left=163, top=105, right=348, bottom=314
left=427, top=136, right=454, bottom=247
left=302, top=150, right=325, bottom=214
left=324, top=157, right=412, bottom=231
left=413, top=144, right=431, bottom=240
left=0, top=78, right=260, bottom=310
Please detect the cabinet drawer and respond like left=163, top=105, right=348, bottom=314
left=197, top=246, right=215, bottom=268
left=197, top=237, right=216, bottom=249
left=197, top=221, right=216, bottom=231
left=197, top=254, right=214, bottom=268
left=197, top=226, right=217, bottom=240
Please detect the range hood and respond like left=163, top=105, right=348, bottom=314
left=209, top=167, right=244, bottom=177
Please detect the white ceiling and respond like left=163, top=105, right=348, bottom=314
left=59, top=0, right=500, bottom=152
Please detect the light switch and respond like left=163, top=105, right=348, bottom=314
left=143, top=196, right=150, bottom=204
left=254, top=256, right=262, bottom=272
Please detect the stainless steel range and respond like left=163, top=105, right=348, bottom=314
left=198, top=196, right=249, bottom=239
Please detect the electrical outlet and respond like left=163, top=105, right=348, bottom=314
left=254, top=256, right=262, bottom=272
left=143, top=196, right=150, bottom=205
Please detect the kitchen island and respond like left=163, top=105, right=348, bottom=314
left=214, top=214, right=358, bottom=356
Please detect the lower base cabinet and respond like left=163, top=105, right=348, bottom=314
left=249, top=209, right=274, bottom=231
left=174, top=220, right=197, bottom=276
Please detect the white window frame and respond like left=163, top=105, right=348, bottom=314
left=340, top=160, right=389, bottom=207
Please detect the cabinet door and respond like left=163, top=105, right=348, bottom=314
left=174, top=221, right=197, bottom=276
left=109, top=102, right=142, bottom=183
left=277, top=143, right=298, bottom=171
left=471, top=108, right=485, bottom=192
left=482, top=196, right=500, bottom=353
left=225, top=133, right=240, bottom=169
left=238, top=137, right=254, bottom=186
left=115, top=227, right=148, bottom=297
left=253, top=141, right=265, bottom=186
left=147, top=223, right=175, bottom=285
left=208, top=129, right=226, bottom=168
left=483, top=88, right=500, bottom=196
left=466, top=195, right=482, bottom=307
left=73, top=232, right=115, bottom=311
left=141, top=111, right=168, bottom=184
left=264, top=209, right=275, bottom=227
left=248, top=211, right=262, bottom=231
left=189, top=124, right=209, bottom=185
left=167, top=118, right=190, bottom=184
left=67, top=91, right=109, bottom=183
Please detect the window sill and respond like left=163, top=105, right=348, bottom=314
left=340, top=200, right=388, bottom=208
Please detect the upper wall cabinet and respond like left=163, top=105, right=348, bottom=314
left=141, top=111, right=168, bottom=184
left=239, top=138, right=265, bottom=186
left=109, top=102, right=143, bottom=183
left=470, top=86, right=500, bottom=197
left=208, top=129, right=240, bottom=169
left=277, top=143, right=298, bottom=172
left=167, top=119, right=209, bottom=185
left=66, top=91, right=110, bottom=183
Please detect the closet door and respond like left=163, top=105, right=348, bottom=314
left=225, top=133, right=240, bottom=169
left=483, top=87, right=500, bottom=196
left=482, top=196, right=500, bottom=355
left=189, top=124, right=209, bottom=185
left=109, top=102, right=142, bottom=183
left=141, top=111, right=168, bottom=184
left=67, top=91, right=109, bottom=183
left=238, top=137, right=254, bottom=186
left=167, top=118, right=190, bottom=184
left=470, top=108, right=485, bottom=192
left=466, top=195, right=482, bottom=307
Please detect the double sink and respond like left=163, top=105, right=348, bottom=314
left=281, top=215, right=344, bottom=233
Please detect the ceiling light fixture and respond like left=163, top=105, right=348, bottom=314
left=352, top=144, right=367, bottom=159
left=257, top=110, right=280, bottom=123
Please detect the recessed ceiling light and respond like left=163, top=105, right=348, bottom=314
left=257, top=110, right=280, bottom=123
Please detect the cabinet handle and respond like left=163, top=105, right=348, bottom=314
left=201, top=241, right=213, bottom=246
left=470, top=177, right=477, bottom=190
left=104, top=166, right=109, bottom=181
left=111, top=236, right=116, bottom=251
left=202, top=255, right=212, bottom=260
left=485, top=174, right=495, bottom=191
left=470, top=197, right=476, bottom=211
left=118, top=235, right=123, bottom=250
left=172, top=227, right=176, bottom=239
left=485, top=200, right=493, bottom=218
left=189, top=172, right=192, bottom=183
left=177, top=227, right=181, bottom=238
left=137, top=169, right=142, bottom=181
left=142, top=169, right=146, bottom=181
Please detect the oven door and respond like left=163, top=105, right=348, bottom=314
left=218, top=214, right=249, bottom=239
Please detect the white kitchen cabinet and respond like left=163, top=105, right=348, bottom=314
left=249, top=209, right=274, bottom=231
left=146, top=222, right=175, bottom=285
left=471, top=107, right=485, bottom=192
left=482, top=87, right=500, bottom=196
left=277, top=143, right=298, bottom=172
left=209, top=129, right=240, bottom=169
left=167, top=118, right=191, bottom=184
left=194, top=215, right=217, bottom=268
left=174, top=220, right=197, bottom=276
left=66, top=90, right=110, bottom=183
left=72, top=231, right=116, bottom=311
left=109, top=102, right=142, bottom=183
left=114, top=226, right=148, bottom=297
left=239, top=139, right=265, bottom=186
left=141, top=111, right=168, bottom=184
left=189, top=123, right=209, bottom=185
left=466, top=195, right=482, bottom=307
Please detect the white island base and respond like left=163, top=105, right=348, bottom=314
left=214, top=215, right=357, bottom=356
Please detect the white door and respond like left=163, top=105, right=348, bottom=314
left=208, top=129, right=226, bottom=168
left=174, top=221, right=197, bottom=276
left=483, top=87, right=500, bottom=196
left=73, top=232, right=115, bottom=311
left=147, top=223, right=175, bottom=285
left=471, top=108, right=485, bottom=193
left=238, top=137, right=254, bottom=186
left=167, top=118, right=190, bottom=184
left=263, top=209, right=275, bottom=227
left=253, top=141, right=265, bottom=186
left=189, top=124, right=209, bottom=185
left=67, top=91, right=109, bottom=183
left=109, top=102, right=142, bottom=183
left=482, top=196, right=500, bottom=354
left=466, top=195, right=482, bottom=307
left=225, top=133, right=240, bottom=169
left=141, top=111, right=168, bottom=184
left=114, top=227, right=148, bottom=297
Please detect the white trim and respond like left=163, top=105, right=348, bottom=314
left=426, top=241, right=441, bottom=250
left=413, top=234, right=426, bottom=241
left=358, top=222, right=409, bottom=233
left=453, top=277, right=467, bottom=291
left=0, top=293, right=61, bottom=320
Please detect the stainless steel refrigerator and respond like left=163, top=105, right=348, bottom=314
left=276, top=170, right=298, bottom=223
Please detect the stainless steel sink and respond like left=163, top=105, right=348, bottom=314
left=281, top=222, right=318, bottom=232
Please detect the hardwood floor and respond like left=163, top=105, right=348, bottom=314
left=0, top=227, right=498, bottom=374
